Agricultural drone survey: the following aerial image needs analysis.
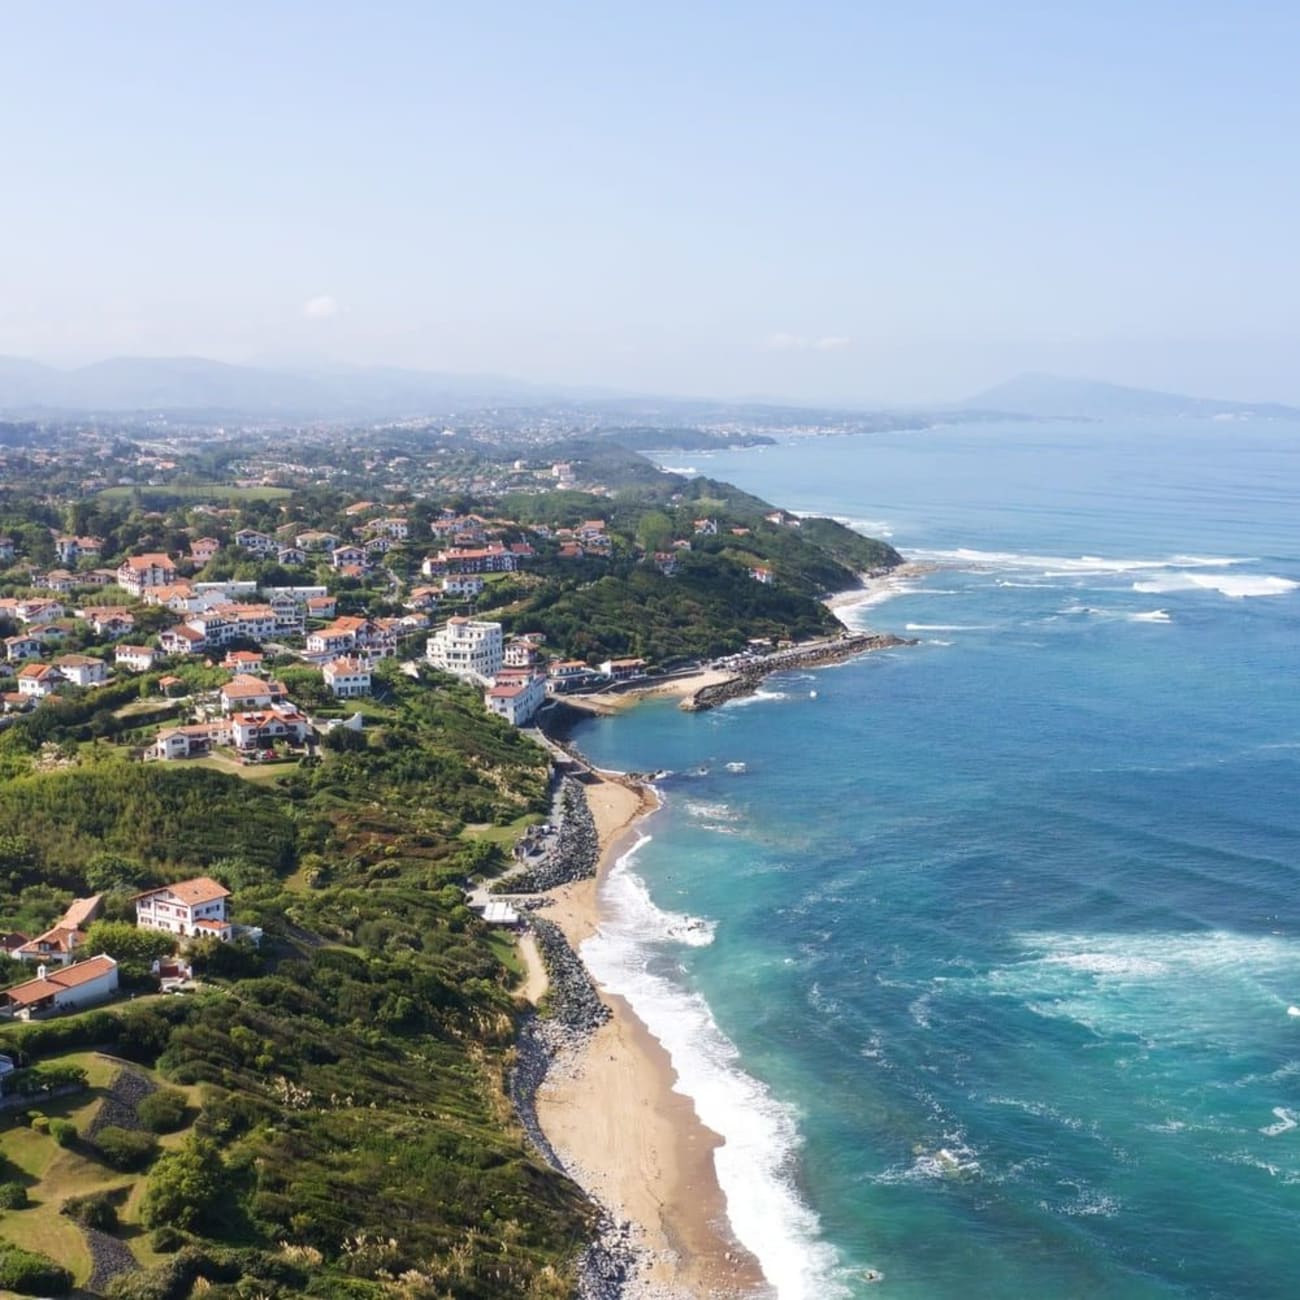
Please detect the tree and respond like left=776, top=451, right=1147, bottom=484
left=85, top=851, right=148, bottom=893
left=83, top=920, right=175, bottom=965
left=140, top=1136, right=228, bottom=1231
left=636, top=509, right=674, bottom=554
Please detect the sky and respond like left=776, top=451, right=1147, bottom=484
left=3, top=1, right=1299, bottom=405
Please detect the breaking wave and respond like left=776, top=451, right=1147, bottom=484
left=585, top=836, right=845, bottom=1299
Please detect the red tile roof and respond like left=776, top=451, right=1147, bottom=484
left=136, top=876, right=230, bottom=906
left=3, top=954, right=118, bottom=1007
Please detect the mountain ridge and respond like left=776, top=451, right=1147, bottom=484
left=966, top=371, right=1300, bottom=420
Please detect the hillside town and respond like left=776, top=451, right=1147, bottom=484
left=0, top=501, right=668, bottom=760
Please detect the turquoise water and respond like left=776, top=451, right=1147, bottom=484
left=571, top=421, right=1300, bottom=1299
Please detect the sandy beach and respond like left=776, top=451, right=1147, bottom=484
left=520, top=775, right=767, bottom=1298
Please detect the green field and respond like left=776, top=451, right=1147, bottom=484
left=0, top=1049, right=205, bottom=1287
left=97, top=484, right=292, bottom=504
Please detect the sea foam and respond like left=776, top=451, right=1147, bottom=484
left=1133, top=573, right=1298, bottom=599
left=584, top=837, right=846, bottom=1299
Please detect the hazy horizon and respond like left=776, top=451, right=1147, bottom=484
left=5, top=3, right=1300, bottom=406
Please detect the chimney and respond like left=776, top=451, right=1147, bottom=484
left=36, top=964, right=47, bottom=980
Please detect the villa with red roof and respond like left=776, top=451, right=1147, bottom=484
left=2, top=954, right=119, bottom=1019
left=135, top=877, right=233, bottom=941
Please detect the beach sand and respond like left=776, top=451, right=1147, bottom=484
left=521, top=774, right=767, bottom=1298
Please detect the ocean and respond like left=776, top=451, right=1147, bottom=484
left=568, top=419, right=1300, bottom=1299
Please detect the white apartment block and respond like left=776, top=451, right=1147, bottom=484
left=425, top=618, right=504, bottom=682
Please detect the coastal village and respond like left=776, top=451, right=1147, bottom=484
left=0, top=435, right=903, bottom=1298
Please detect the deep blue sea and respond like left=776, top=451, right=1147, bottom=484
left=569, top=420, right=1300, bottom=1299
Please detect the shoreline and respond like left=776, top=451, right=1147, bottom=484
left=515, top=558, right=929, bottom=1295
left=519, top=774, right=767, bottom=1298
left=550, top=560, right=929, bottom=723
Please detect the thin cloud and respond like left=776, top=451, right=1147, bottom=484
left=302, top=294, right=340, bottom=320
left=763, top=332, right=852, bottom=352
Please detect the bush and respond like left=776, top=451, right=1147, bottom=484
left=137, top=1087, right=189, bottom=1134
left=49, top=1117, right=77, bottom=1147
left=93, top=1125, right=159, bottom=1171
left=62, top=1190, right=118, bottom=1231
left=27, top=1113, right=48, bottom=1133
left=150, top=1225, right=187, bottom=1254
left=0, top=1243, right=72, bottom=1295
left=0, top=1181, right=30, bottom=1209
left=140, top=1137, right=227, bottom=1231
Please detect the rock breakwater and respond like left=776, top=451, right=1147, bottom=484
left=684, top=631, right=916, bottom=711
left=491, top=776, right=599, bottom=894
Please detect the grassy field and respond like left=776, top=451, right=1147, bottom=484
left=0, top=1049, right=205, bottom=1286
left=98, top=484, right=292, bottom=504
left=191, top=753, right=301, bottom=783
left=461, top=811, right=544, bottom=846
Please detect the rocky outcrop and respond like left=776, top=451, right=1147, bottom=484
left=684, top=632, right=916, bottom=711
left=85, top=1067, right=157, bottom=1137
left=84, top=1225, right=139, bottom=1291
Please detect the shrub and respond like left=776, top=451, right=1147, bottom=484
left=0, top=1181, right=30, bottom=1209
left=27, top=1113, right=48, bottom=1133
left=140, top=1137, right=227, bottom=1231
left=137, top=1087, right=189, bottom=1134
left=0, top=1243, right=72, bottom=1295
left=93, top=1125, right=159, bottom=1171
left=62, top=1190, right=118, bottom=1231
left=150, top=1225, right=186, bottom=1254
left=49, top=1117, right=77, bottom=1147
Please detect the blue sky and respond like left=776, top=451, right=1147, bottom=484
left=3, top=2, right=1298, bottom=403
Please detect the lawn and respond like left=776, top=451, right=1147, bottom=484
left=192, top=753, right=301, bottom=783
left=485, top=930, right=525, bottom=981
left=0, top=1050, right=206, bottom=1285
left=461, top=812, right=544, bottom=847
left=98, top=484, right=292, bottom=504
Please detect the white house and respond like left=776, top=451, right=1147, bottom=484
left=440, top=574, right=485, bottom=599
left=598, top=657, right=648, bottom=681
left=116, top=553, right=178, bottom=596
left=135, top=877, right=232, bottom=941
left=219, top=674, right=287, bottom=713
left=55, top=535, right=103, bottom=565
left=503, top=639, right=539, bottom=668
left=234, top=529, right=276, bottom=553
left=16, top=664, right=64, bottom=698
left=84, top=607, right=136, bottom=639
left=151, top=721, right=231, bottom=760
left=13, top=895, right=103, bottom=966
left=484, top=674, right=546, bottom=726
left=4, top=635, right=43, bottom=662
left=53, top=654, right=109, bottom=688
left=230, top=705, right=311, bottom=750
left=1, top=955, right=119, bottom=1019
left=115, top=644, right=158, bottom=672
left=426, top=618, right=504, bottom=682
left=323, top=657, right=371, bottom=698
left=159, top=624, right=206, bottom=655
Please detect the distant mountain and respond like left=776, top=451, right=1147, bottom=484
left=0, top=355, right=573, bottom=419
left=967, top=372, right=1300, bottom=421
